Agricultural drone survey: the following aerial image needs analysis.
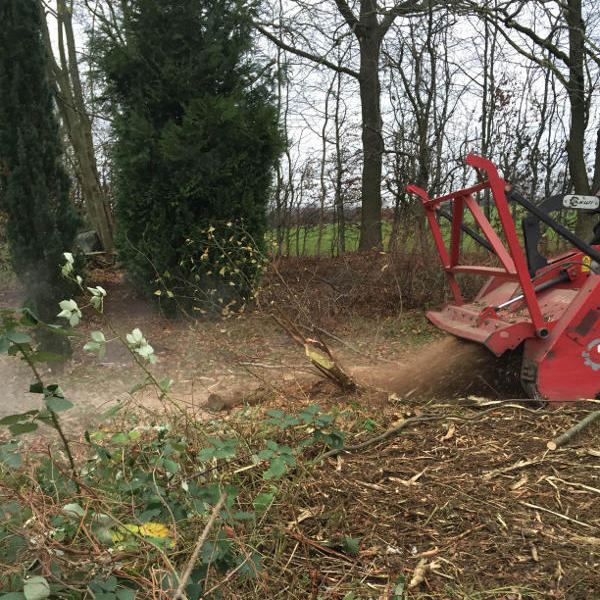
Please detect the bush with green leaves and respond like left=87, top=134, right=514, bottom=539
left=92, top=0, right=282, bottom=312
left=0, top=258, right=355, bottom=599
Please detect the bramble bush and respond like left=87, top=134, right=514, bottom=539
left=0, top=254, right=356, bottom=599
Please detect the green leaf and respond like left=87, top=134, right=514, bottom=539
left=102, top=577, right=118, bottom=592
left=263, top=456, right=287, bottom=480
left=0, top=451, right=22, bottom=468
left=129, top=382, right=145, bottom=394
left=233, top=511, right=255, bottom=521
left=111, top=432, right=128, bottom=444
left=91, top=331, right=106, bottom=342
left=116, top=591, right=135, bottom=600
left=0, top=336, right=9, bottom=353
left=197, top=447, right=216, bottom=461
left=341, top=536, right=360, bottom=556
left=253, top=492, right=275, bottom=516
left=0, top=593, right=26, bottom=600
left=6, top=331, right=31, bottom=344
left=257, top=449, right=274, bottom=460
left=9, top=422, right=38, bottom=435
left=23, top=576, right=50, bottom=600
left=45, top=395, right=73, bottom=413
left=29, top=382, right=44, bottom=394
left=163, top=459, right=179, bottom=474
left=99, top=403, right=123, bottom=420
left=0, top=410, right=38, bottom=425
left=30, top=351, right=66, bottom=363
left=391, top=575, right=407, bottom=600
left=159, top=376, right=173, bottom=392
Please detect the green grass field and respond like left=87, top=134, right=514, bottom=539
left=270, top=205, right=577, bottom=257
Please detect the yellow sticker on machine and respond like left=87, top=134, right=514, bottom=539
left=582, top=255, right=591, bottom=272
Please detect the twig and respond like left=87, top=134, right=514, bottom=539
left=318, top=407, right=508, bottom=462
left=547, top=411, right=600, bottom=450
left=18, top=344, right=79, bottom=491
left=173, top=491, right=228, bottom=600
left=283, top=528, right=354, bottom=562
left=482, top=458, right=543, bottom=481
left=519, top=501, right=593, bottom=529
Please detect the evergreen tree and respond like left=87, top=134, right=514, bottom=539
left=0, top=0, right=80, bottom=355
left=94, top=0, right=281, bottom=310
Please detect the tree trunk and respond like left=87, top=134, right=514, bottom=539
left=42, top=1, right=114, bottom=253
left=565, top=0, right=595, bottom=240
left=334, top=73, right=346, bottom=255
left=357, top=25, right=383, bottom=250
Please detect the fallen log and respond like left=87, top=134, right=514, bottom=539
left=547, top=410, right=600, bottom=450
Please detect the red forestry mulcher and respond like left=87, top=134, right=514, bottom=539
left=408, top=154, right=600, bottom=401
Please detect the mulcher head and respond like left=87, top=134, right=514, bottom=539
left=408, top=155, right=600, bottom=401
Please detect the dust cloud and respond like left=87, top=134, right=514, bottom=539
left=350, top=336, right=524, bottom=399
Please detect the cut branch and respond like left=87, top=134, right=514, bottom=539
left=547, top=410, right=600, bottom=450
left=272, top=314, right=358, bottom=392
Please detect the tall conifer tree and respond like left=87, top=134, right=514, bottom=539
left=0, top=0, right=80, bottom=354
left=95, top=0, right=281, bottom=309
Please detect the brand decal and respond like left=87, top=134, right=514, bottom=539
left=582, top=338, right=600, bottom=371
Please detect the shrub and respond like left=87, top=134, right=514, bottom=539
left=93, top=0, right=282, bottom=312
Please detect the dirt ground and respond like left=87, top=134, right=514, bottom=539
left=1, top=259, right=600, bottom=598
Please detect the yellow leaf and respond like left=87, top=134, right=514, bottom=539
left=114, top=522, right=174, bottom=547
left=139, top=522, right=171, bottom=539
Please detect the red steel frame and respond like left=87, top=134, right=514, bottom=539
left=407, top=154, right=546, bottom=335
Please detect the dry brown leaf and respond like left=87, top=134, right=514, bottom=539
left=440, top=423, right=456, bottom=441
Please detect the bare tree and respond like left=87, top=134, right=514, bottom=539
left=41, top=1, right=114, bottom=253
left=256, top=0, right=428, bottom=251
left=469, top=0, right=600, bottom=238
